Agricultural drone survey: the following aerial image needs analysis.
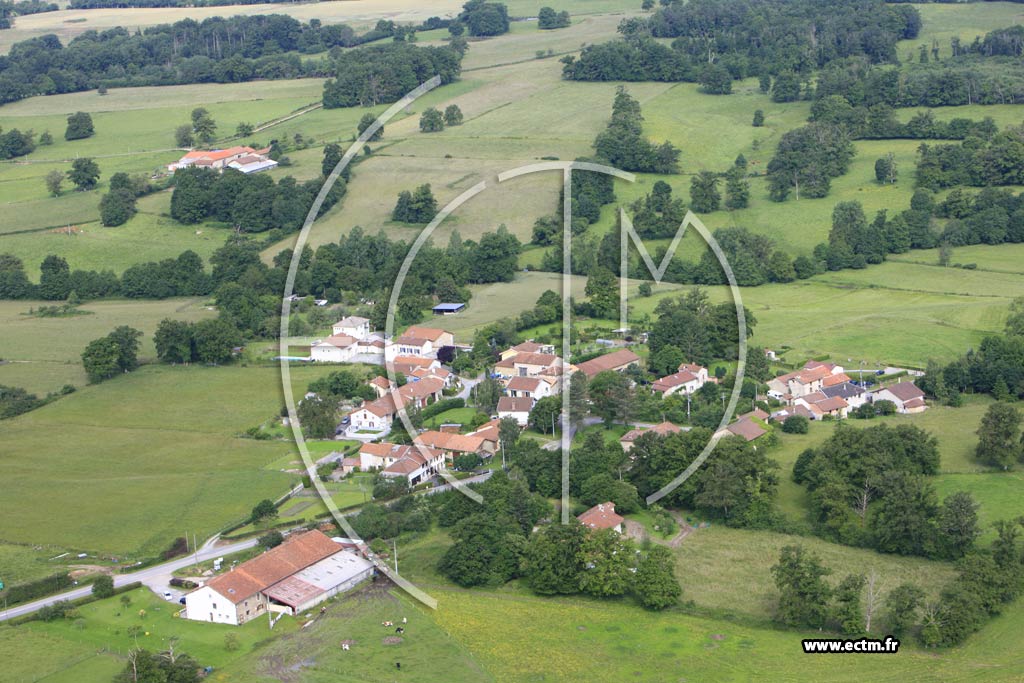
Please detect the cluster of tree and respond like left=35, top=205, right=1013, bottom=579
left=820, top=200, right=934, bottom=270
left=112, top=648, right=202, bottom=683
left=532, top=158, right=618, bottom=247
left=153, top=317, right=241, bottom=366
left=0, top=126, right=35, bottom=160
left=767, top=123, right=855, bottom=201
left=64, top=110, right=93, bottom=140
left=322, top=42, right=463, bottom=108
left=915, top=125, right=1024, bottom=189
left=0, top=0, right=56, bottom=29
left=650, top=0, right=919, bottom=71
left=811, top=95, right=998, bottom=141
left=815, top=44, right=1024, bottom=110
left=628, top=180, right=686, bottom=238
left=81, top=326, right=142, bottom=383
left=350, top=494, right=434, bottom=541
left=563, top=0, right=918, bottom=86
left=593, top=88, right=680, bottom=174
left=436, top=472, right=681, bottom=609
left=0, top=383, right=73, bottom=419
left=170, top=165, right=345, bottom=234
left=307, top=368, right=378, bottom=403
left=627, top=427, right=779, bottom=527
left=974, top=401, right=1024, bottom=470
left=918, top=298, right=1024, bottom=407
left=100, top=172, right=154, bottom=227
left=793, top=423, right=982, bottom=559
left=457, top=0, right=509, bottom=37
left=418, top=104, right=463, bottom=132
left=647, top=288, right=755, bottom=365
left=0, top=15, right=377, bottom=104
left=392, top=184, right=438, bottom=223
left=537, top=6, right=570, bottom=30
left=773, top=500, right=1022, bottom=647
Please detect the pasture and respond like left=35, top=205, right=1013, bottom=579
left=0, top=297, right=215, bottom=393
left=0, top=364, right=339, bottom=556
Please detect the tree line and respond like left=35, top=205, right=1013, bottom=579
left=915, top=125, right=1024, bottom=189
left=0, top=0, right=56, bottom=28
left=772, top=514, right=1024, bottom=648
left=0, top=14, right=400, bottom=104
left=169, top=165, right=346, bottom=235
left=562, top=0, right=919, bottom=85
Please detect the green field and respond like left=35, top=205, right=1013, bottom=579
left=0, top=297, right=216, bottom=393
left=0, top=364, right=329, bottom=557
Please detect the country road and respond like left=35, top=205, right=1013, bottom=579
left=0, top=537, right=260, bottom=622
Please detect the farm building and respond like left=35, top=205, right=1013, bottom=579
left=575, top=348, right=641, bottom=378
left=432, top=303, right=466, bottom=315
left=183, top=531, right=373, bottom=626
left=872, top=381, right=927, bottom=414
left=577, top=502, right=624, bottom=533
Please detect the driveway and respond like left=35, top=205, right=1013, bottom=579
left=0, top=537, right=260, bottom=622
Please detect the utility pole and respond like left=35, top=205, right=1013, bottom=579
left=392, top=539, right=398, bottom=574
left=193, top=532, right=199, bottom=569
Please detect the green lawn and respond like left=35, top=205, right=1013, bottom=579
left=423, top=406, right=481, bottom=429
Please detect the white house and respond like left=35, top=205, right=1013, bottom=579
left=359, top=442, right=444, bottom=485
left=385, top=326, right=454, bottom=360
left=333, top=316, right=371, bottom=339
left=652, top=363, right=708, bottom=397
left=872, top=381, right=927, bottom=413
left=309, top=334, right=358, bottom=362
left=768, top=361, right=846, bottom=401
left=497, top=396, right=534, bottom=426
left=183, top=531, right=372, bottom=625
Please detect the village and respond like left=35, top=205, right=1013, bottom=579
left=171, top=306, right=933, bottom=629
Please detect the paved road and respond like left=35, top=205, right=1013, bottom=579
left=0, top=537, right=260, bottom=622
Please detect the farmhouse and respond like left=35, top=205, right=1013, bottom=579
left=414, top=430, right=492, bottom=460
left=821, top=381, right=869, bottom=408
left=576, top=348, right=641, bottom=378
left=652, top=363, right=708, bottom=397
left=497, top=396, right=534, bottom=426
left=767, top=361, right=846, bottom=401
left=467, top=418, right=502, bottom=451
left=183, top=531, right=373, bottom=625
left=333, top=316, right=371, bottom=339
left=168, top=146, right=276, bottom=174
left=358, top=442, right=445, bottom=484
left=506, top=375, right=560, bottom=400
left=388, top=356, right=440, bottom=377
left=577, top=502, right=624, bottom=533
left=347, top=377, right=445, bottom=434
left=385, top=326, right=454, bottom=360
left=872, top=381, right=927, bottom=414
left=309, top=334, right=358, bottom=362
left=619, top=421, right=682, bottom=452
left=499, top=340, right=556, bottom=360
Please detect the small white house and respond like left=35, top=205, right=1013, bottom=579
left=310, top=334, right=358, bottom=362
left=497, top=396, right=534, bottom=426
left=333, top=316, right=371, bottom=339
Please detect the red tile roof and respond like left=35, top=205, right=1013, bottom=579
left=497, top=396, right=534, bottom=413
left=204, top=531, right=340, bottom=604
left=577, top=502, right=624, bottom=530
left=576, top=349, right=640, bottom=378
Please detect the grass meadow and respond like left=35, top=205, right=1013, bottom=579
left=0, top=364, right=347, bottom=557
left=0, top=297, right=216, bottom=393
